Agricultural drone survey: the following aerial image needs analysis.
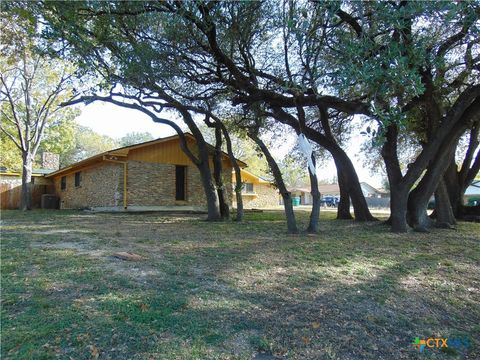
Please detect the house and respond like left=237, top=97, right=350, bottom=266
left=281, top=182, right=389, bottom=207
left=318, top=184, right=341, bottom=197
left=360, top=182, right=389, bottom=198
left=45, top=133, right=245, bottom=211
left=232, top=169, right=279, bottom=208
left=1, top=134, right=283, bottom=211
left=288, top=187, right=313, bottom=205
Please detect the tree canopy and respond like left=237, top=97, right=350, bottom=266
left=15, top=0, right=479, bottom=230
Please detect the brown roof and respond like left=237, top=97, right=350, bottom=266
left=317, top=184, right=340, bottom=195
left=46, top=132, right=247, bottom=178
left=288, top=184, right=340, bottom=195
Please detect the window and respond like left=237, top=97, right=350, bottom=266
left=74, top=172, right=81, bottom=187
left=175, top=165, right=187, bottom=201
left=61, top=176, right=66, bottom=190
left=243, top=183, right=254, bottom=194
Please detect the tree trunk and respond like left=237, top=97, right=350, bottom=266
left=331, top=146, right=375, bottom=221
left=407, top=124, right=463, bottom=230
left=389, top=185, right=409, bottom=233
left=443, top=159, right=463, bottom=217
left=195, top=158, right=221, bottom=221
left=249, top=132, right=298, bottom=233
left=381, top=124, right=409, bottom=232
left=270, top=106, right=371, bottom=220
left=213, top=126, right=230, bottom=220
left=21, top=151, right=33, bottom=211
left=335, top=161, right=353, bottom=220
left=221, top=125, right=243, bottom=221
left=307, top=155, right=321, bottom=233
left=434, top=179, right=456, bottom=227
left=407, top=194, right=434, bottom=231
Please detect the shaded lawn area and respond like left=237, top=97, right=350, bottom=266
left=1, top=210, right=479, bottom=360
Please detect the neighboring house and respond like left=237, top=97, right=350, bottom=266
left=0, top=153, right=58, bottom=210
left=360, top=182, right=389, bottom=198
left=281, top=182, right=390, bottom=208
left=45, top=133, right=245, bottom=211
left=232, top=169, right=279, bottom=208
left=318, top=184, right=341, bottom=197
left=289, top=187, right=313, bottom=205
left=464, top=180, right=480, bottom=205
left=282, top=185, right=339, bottom=206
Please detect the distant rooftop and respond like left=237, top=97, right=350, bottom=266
left=0, top=168, right=55, bottom=175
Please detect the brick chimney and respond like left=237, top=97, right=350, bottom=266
left=41, top=152, right=60, bottom=170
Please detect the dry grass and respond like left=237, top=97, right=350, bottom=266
left=1, top=209, right=479, bottom=359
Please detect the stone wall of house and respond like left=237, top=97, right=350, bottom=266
left=127, top=160, right=233, bottom=208
left=52, top=160, right=234, bottom=209
left=54, top=163, right=124, bottom=209
left=238, top=183, right=279, bottom=208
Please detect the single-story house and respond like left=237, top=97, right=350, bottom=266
left=288, top=187, right=313, bottom=205
left=45, top=133, right=246, bottom=211
left=360, top=182, right=389, bottom=198
left=232, top=169, right=279, bottom=208
left=281, top=182, right=388, bottom=206
left=0, top=134, right=300, bottom=211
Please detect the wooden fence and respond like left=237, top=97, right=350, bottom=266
left=0, top=176, right=54, bottom=209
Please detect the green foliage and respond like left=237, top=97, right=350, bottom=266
left=0, top=132, right=22, bottom=171
left=0, top=8, right=80, bottom=175
left=60, top=126, right=117, bottom=167
left=278, top=154, right=309, bottom=188
left=118, top=132, right=154, bottom=147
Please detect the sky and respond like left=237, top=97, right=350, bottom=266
left=75, top=102, right=384, bottom=188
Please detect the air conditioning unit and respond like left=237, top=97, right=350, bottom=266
left=41, top=194, right=59, bottom=209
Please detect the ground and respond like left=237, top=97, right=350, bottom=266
left=1, top=210, right=479, bottom=360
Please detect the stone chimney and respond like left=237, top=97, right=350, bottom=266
left=41, top=152, right=60, bottom=170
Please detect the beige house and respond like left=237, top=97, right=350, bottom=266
left=232, top=169, right=279, bottom=208
left=2, top=134, right=281, bottom=211
left=45, top=133, right=244, bottom=211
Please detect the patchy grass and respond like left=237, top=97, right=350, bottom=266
left=1, top=209, right=479, bottom=359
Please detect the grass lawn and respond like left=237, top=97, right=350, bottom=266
left=1, top=209, right=479, bottom=359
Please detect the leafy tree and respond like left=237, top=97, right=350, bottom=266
left=31, top=1, right=250, bottom=221
left=278, top=154, right=309, bottom=189
left=118, top=132, right=154, bottom=147
left=0, top=12, right=77, bottom=209
left=30, top=0, right=479, bottom=232
left=60, top=125, right=118, bottom=167
left=312, top=1, right=480, bottom=231
left=0, top=131, right=22, bottom=171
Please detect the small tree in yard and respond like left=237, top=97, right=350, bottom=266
left=0, top=14, right=77, bottom=210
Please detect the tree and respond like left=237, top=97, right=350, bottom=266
left=278, top=154, right=309, bottom=189
left=442, top=124, right=480, bottom=219
left=118, top=132, right=154, bottom=147
left=160, top=0, right=374, bottom=222
left=59, top=125, right=118, bottom=167
left=32, top=1, right=249, bottom=221
left=313, top=1, right=480, bottom=231
left=0, top=12, right=77, bottom=209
